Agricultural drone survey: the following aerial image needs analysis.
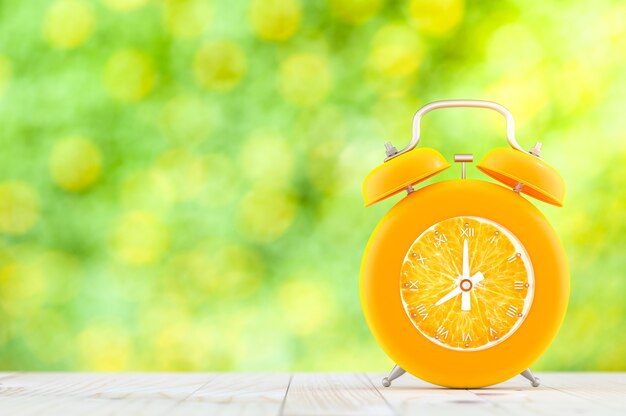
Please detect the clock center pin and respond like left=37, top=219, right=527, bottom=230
left=460, top=279, right=473, bottom=291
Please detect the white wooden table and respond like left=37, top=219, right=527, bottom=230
left=0, top=372, right=624, bottom=415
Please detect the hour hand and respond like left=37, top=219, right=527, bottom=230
left=470, top=271, right=484, bottom=284
left=461, top=291, right=471, bottom=311
left=461, top=272, right=485, bottom=311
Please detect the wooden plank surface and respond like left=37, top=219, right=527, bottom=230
left=282, top=373, right=393, bottom=416
left=170, top=373, right=291, bottom=416
left=368, top=372, right=507, bottom=416
left=369, top=372, right=626, bottom=416
left=0, top=372, right=623, bottom=415
left=468, top=373, right=625, bottom=416
left=0, top=373, right=211, bottom=416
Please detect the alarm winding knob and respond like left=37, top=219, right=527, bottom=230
left=454, top=154, right=473, bottom=179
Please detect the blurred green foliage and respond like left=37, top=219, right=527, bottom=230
left=0, top=0, right=624, bottom=372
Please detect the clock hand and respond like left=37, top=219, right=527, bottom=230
left=470, top=271, right=484, bottom=284
left=435, top=286, right=462, bottom=307
left=462, top=238, right=469, bottom=279
left=461, top=291, right=470, bottom=311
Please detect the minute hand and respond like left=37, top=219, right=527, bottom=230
left=462, top=238, right=470, bottom=279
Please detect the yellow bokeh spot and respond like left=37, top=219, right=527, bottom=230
left=240, top=130, right=294, bottom=189
left=295, top=107, right=347, bottom=194
left=237, top=187, right=296, bottom=243
left=155, top=149, right=209, bottom=202
left=198, top=153, right=240, bottom=208
left=164, top=0, right=212, bottom=39
left=0, top=56, right=11, bottom=97
left=0, top=181, right=39, bottom=235
left=278, top=274, right=336, bottom=336
left=336, top=141, right=383, bottom=195
left=296, top=106, right=347, bottom=151
left=329, top=0, right=384, bottom=25
left=486, top=72, right=548, bottom=127
left=43, top=0, right=95, bottom=49
left=193, top=41, right=246, bottom=92
left=160, top=95, right=213, bottom=145
left=227, top=308, right=291, bottom=370
left=78, top=323, right=132, bottom=370
left=162, top=248, right=217, bottom=293
left=153, top=320, right=213, bottom=370
left=50, top=136, right=103, bottom=192
left=279, top=53, right=332, bottom=107
left=102, top=0, right=150, bottom=12
left=408, top=0, right=464, bottom=36
left=554, top=61, right=602, bottom=112
left=104, top=49, right=155, bottom=102
left=249, top=0, right=301, bottom=42
left=486, top=23, right=543, bottom=75
left=111, top=211, right=169, bottom=265
left=369, top=23, right=423, bottom=77
left=0, top=249, right=81, bottom=318
left=162, top=241, right=264, bottom=299
left=121, top=168, right=176, bottom=212
left=367, top=23, right=423, bottom=97
left=23, top=310, right=71, bottom=364
left=37, top=251, right=80, bottom=303
left=141, top=153, right=237, bottom=212
left=211, top=244, right=264, bottom=296
left=306, top=139, right=343, bottom=195
left=0, top=261, right=47, bottom=316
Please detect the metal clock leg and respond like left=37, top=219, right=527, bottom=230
left=382, top=365, right=406, bottom=387
left=520, top=368, right=540, bottom=387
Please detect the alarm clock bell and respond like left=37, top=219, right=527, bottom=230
left=477, top=146, right=565, bottom=207
left=363, top=148, right=450, bottom=207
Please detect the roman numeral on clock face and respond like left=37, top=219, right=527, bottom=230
left=412, top=304, right=428, bottom=321
left=507, top=253, right=521, bottom=262
left=460, top=226, right=474, bottom=237
left=411, top=251, right=427, bottom=265
left=506, top=305, right=518, bottom=318
left=514, top=281, right=524, bottom=290
left=403, top=280, right=419, bottom=291
left=490, top=231, right=500, bottom=244
left=435, top=325, right=448, bottom=340
left=434, top=231, right=447, bottom=247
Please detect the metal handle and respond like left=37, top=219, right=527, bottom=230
left=385, top=100, right=526, bottom=161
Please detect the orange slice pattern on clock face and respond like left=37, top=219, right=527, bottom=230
left=400, top=216, right=534, bottom=351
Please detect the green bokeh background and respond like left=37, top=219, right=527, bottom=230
left=0, top=0, right=624, bottom=371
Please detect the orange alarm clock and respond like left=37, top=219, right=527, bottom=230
left=360, top=100, right=568, bottom=388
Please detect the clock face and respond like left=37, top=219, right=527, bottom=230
left=400, top=216, right=534, bottom=351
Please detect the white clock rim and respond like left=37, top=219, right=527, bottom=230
left=400, top=215, right=535, bottom=352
